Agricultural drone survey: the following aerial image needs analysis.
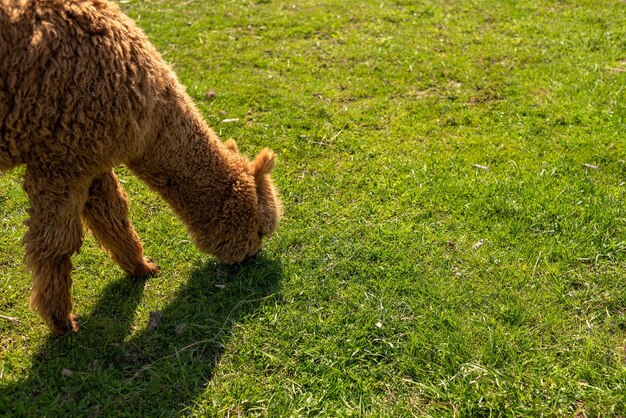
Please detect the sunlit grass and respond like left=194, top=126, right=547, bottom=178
left=2, top=0, right=626, bottom=415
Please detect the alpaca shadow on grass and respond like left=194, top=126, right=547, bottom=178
left=3, top=255, right=283, bottom=416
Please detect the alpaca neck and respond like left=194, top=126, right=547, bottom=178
left=127, top=98, right=239, bottom=240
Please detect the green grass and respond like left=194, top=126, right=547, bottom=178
left=2, top=0, right=626, bottom=415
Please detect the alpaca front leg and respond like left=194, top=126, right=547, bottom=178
left=28, top=256, right=78, bottom=334
left=82, top=170, right=159, bottom=277
left=22, top=169, right=89, bottom=334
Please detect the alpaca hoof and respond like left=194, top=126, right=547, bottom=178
left=132, top=259, right=160, bottom=277
left=51, top=314, right=79, bottom=335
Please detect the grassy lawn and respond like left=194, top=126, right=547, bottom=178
left=2, top=0, right=626, bottom=415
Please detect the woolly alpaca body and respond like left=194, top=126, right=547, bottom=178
left=0, top=0, right=281, bottom=334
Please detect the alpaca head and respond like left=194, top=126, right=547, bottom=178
left=206, top=140, right=282, bottom=263
left=248, top=148, right=282, bottom=243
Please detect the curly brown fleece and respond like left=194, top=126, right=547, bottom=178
left=0, top=0, right=282, bottom=334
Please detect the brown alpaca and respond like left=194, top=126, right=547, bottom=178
left=0, top=0, right=282, bottom=334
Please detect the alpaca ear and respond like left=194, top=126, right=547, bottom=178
left=224, top=139, right=239, bottom=153
left=249, top=149, right=276, bottom=182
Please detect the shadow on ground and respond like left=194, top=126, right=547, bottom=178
left=1, top=255, right=283, bottom=416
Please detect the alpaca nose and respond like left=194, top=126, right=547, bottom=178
left=247, top=242, right=263, bottom=260
left=247, top=252, right=259, bottom=261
